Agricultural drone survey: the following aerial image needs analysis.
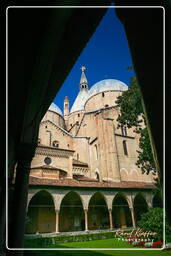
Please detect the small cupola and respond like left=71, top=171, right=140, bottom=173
left=80, top=66, right=88, bottom=90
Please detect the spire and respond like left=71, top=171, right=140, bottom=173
left=80, top=66, right=88, bottom=90
left=64, top=96, right=69, bottom=116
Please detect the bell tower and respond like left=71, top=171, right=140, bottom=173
left=80, top=66, right=88, bottom=90
left=64, top=96, right=69, bottom=123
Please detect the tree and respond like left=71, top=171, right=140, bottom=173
left=116, top=76, right=156, bottom=175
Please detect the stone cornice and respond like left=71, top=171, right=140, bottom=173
left=35, top=145, right=74, bottom=158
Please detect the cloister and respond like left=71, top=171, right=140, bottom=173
left=26, top=189, right=162, bottom=234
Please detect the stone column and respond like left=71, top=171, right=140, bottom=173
left=130, top=207, right=136, bottom=228
left=55, top=210, right=60, bottom=233
left=8, top=142, right=36, bottom=249
left=109, top=209, right=113, bottom=230
left=84, top=209, right=89, bottom=231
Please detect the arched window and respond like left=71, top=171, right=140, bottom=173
left=77, top=153, right=79, bottom=160
left=78, top=114, right=80, bottom=117
left=121, top=126, right=127, bottom=136
left=53, top=141, right=59, bottom=147
left=102, top=92, right=105, bottom=97
left=123, top=140, right=128, bottom=156
left=95, top=172, right=100, bottom=181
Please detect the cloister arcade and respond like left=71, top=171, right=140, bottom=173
left=25, top=188, right=161, bottom=234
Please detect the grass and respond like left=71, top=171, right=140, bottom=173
left=44, top=238, right=134, bottom=248
left=23, top=238, right=171, bottom=256
left=24, top=249, right=171, bottom=256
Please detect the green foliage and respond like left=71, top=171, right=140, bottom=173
left=116, top=76, right=144, bottom=129
left=136, top=128, right=156, bottom=174
left=138, top=207, right=171, bottom=242
left=116, top=76, right=155, bottom=174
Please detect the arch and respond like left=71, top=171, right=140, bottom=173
left=26, top=190, right=56, bottom=234
left=120, top=168, right=129, bottom=176
left=59, top=191, right=84, bottom=232
left=27, top=189, right=56, bottom=210
left=121, top=126, right=127, bottom=136
left=52, top=140, right=59, bottom=147
left=95, top=172, right=100, bottom=181
left=112, top=193, right=132, bottom=228
left=152, top=193, right=163, bottom=208
left=88, top=192, right=109, bottom=230
left=133, top=193, right=148, bottom=224
left=130, top=168, right=139, bottom=175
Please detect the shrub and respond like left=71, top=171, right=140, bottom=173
left=138, top=207, right=166, bottom=241
left=152, top=241, right=163, bottom=248
left=144, top=242, right=153, bottom=248
left=24, top=231, right=117, bottom=248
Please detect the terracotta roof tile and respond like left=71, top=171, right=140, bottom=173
left=72, top=159, right=88, bottom=167
left=29, top=176, right=155, bottom=189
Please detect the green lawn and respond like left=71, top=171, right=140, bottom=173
left=23, top=238, right=171, bottom=256
left=24, top=249, right=171, bottom=256
left=44, top=238, right=134, bottom=248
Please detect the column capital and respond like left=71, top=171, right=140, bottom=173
left=108, top=208, right=112, bottom=212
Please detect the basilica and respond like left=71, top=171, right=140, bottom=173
left=25, top=67, right=158, bottom=235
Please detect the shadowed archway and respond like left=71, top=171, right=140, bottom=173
left=88, top=192, right=109, bottom=230
left=25, top=190, right=55, bottom=234
left=59, top=191, right=84, bottom=232
left=112, top=193, right=132, bottom=228
left=134, top=194, right=148, bottom=224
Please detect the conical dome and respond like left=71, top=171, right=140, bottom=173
left=48, top=103, right=63, bottom=116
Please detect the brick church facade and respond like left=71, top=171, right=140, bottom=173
left=25, top=67, right=157, bottom=234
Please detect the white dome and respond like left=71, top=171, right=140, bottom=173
left=48, top=103, right=63, bottom=116
left=88, top=79, right=128, bottom=99
left=70, top=89, right=89, bottom=113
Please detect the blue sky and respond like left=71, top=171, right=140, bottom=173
left=53, top=7, right=135, bottom=113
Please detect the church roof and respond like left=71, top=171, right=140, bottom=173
left=70, top=78, right=128, bottom=113
left=29, top=176, right=156, bottom=189
left=88, top=79, right=128, bottom=99
left=70, top=89, right=89, bottom=113
left=48, top=102, right=63, bottom=116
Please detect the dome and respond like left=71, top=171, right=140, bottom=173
left=88, top=79, right=128, bottom=99
left=48, top=103, right=63, bottom=116
left=70, top=89, right=89, bottom=113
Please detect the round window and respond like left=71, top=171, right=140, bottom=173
left=44, top=157, right=52, bottom=165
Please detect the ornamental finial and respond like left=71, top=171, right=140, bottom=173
left=81, top=65, right=86, bottom=72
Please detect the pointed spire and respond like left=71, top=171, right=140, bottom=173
left=80, top=66, right=88, bottom=90
left=64, top=96, right=69, bottom=116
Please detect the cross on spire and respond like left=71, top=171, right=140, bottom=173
left=81, top=65, right=86, bottom=72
